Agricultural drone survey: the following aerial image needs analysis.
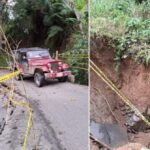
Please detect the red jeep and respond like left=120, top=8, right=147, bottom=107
left=14, top=47, right=71, bottom=87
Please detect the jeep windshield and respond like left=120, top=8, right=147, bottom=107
left=27, top=51, right=51, bottom=59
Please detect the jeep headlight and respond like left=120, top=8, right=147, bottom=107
left=48, top=63, right=51, bottom=68
left=58, top=62, right=63, bottom=65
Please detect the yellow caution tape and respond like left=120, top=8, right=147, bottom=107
left=8, top=85, right=32, bottom=150
left=58, top=54, right=88, bottom=57
left=71, top=66, right=88, bottom=71
left=73, top=62, right=88, bottom=68
left=0, top=67, right=10, bottom=69
left=0, top=71, right=20, bottom=82
left=23, top=111, right=32, bottom=150
left=59, top=56, right=88, bottom=59
left=73, top=62, right=88, bottom=65
left=90, top=60, right=150, bottom=127
left=1, top=87, right=7, bottom=95
left=0, top=25, right=34, bottom=150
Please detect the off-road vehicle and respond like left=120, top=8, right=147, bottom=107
left=13, top=47, right=70, bottom=87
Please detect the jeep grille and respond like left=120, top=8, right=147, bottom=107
left=51, top=63, right=59, bottom=71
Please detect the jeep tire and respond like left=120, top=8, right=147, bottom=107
left=34, top=72, right=45, bottom=87
left=58, top=76, right=68, bottom=82
left=15, top=74, right=22, bottom=81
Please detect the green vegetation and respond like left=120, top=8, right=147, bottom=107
left=91, top=0, right=150, bottom=68
left=4, top=0, right=78, bottom=49
left=1, top=0, right=88, bottom=85
left=0, top=54, right=8, bottom=67
left=60, top=0, right=88, bottom=84
left=59, top=33, right=88, bottom=84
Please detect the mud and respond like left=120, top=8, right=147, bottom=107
left=90, top=36, right=150, bottom=149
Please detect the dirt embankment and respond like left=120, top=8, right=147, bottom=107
left=90, top=36, right=150, bottom=149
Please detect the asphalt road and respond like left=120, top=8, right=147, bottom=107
left=0, top=70, right=88, bottom=150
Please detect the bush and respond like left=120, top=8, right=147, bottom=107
left=59, top=33, right=88, bottom=85
left=91, top=0, right=150, bottom=68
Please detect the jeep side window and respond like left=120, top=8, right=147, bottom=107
left=21, top=53, right=27, bottom=61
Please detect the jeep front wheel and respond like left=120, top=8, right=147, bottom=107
left=15, top=74, right=22, bottom=81
left=34, top=72, right=45, bottom=87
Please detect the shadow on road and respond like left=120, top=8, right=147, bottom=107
left=21, top=77, right=63, bottom=86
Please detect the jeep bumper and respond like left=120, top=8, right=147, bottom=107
left=44, top=71, right=71, bottom=79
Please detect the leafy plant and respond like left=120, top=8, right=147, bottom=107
left=91, top=0, right=150, bottom=69
left=4, top=0, right=77, bottom=50
left=46, top=26, right=63, bottom=43
left=59, top=33, right=88, bottom=85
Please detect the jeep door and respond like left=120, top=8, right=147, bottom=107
left=21, top=52, right=29, bottom=74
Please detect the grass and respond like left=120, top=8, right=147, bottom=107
left=91, top=16, right=126, bottom=37
left=90, top=0, right=149, bottom=37
left=90, top=0, right=150, bottom=66
left=90, top=0, right=125, bottom=37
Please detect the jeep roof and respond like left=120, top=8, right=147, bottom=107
left=17, top=47, right=49, bottom=53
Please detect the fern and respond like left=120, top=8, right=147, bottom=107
left=46, top=26, right=63, bottom=43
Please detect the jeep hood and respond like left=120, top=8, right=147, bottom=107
left=29, top=58, right=61, bottom=66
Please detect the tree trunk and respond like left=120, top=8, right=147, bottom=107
left=74, top=10, right=85, bottom=37
left=64, top=0, right=86, bottom=38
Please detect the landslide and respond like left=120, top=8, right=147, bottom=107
left=90, top=35, right=150, bottom=148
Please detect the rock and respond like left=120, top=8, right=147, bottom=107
left=68, top=74, right=75, bottom=83
left=90, top=121, right=128, bottom=148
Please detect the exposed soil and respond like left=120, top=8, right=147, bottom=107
left=90, top=36, right=150, bottom=149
